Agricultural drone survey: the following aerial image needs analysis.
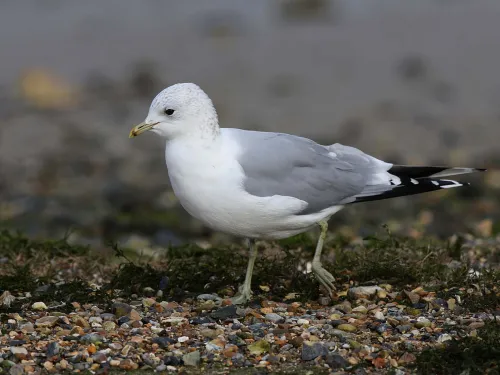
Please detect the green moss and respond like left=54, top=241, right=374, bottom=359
left=0, top=229, right=90, bottom=258
left=415, top=322, right=500, bottom=375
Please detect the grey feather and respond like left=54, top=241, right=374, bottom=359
left=227, top=129, right=382, bottom=214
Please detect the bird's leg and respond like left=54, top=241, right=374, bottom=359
left=230, top=239, right=257, bottom=305
left=311, top=220, right=336, bottom=296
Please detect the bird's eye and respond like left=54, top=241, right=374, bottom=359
left=164, top=109, right=175, bottom=116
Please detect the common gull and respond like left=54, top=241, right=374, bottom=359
left=129, top=83, right=484, bottom=304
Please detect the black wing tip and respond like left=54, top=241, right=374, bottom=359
left=476, top=168, right=487, bottom=172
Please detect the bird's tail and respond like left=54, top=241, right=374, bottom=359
left=349, top=165, right=486, bottom=204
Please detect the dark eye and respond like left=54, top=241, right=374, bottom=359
left=164, top=108, right=175, bottom=116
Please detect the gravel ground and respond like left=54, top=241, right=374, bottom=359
left=1, top=232, right=499, bottom=374
left=0, top=285, right=498, bottom=374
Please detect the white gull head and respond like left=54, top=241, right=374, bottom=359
left=130, top=83, right=219, bottom=140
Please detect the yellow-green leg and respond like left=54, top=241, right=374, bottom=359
left=311, top=220, right=335, bottom=295
left=231, top=239, right=257, bottom=305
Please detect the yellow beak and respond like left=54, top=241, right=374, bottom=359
left=129, top=122, right=158, bottom=138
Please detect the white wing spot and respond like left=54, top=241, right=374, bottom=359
left=431, top=181, right=440, bottom=186
left=440, top=179, right=463, bottom=189
left=410, top=178, right=419, bottom=184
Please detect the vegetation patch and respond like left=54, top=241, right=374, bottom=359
left=415, top=321, right=500, bottom=375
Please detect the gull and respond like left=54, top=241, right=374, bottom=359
left=129, top=83, right=484, bottom=304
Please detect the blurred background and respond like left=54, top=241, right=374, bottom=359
left=0, top=0, right=499, bottom=250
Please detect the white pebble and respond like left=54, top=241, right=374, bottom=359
left=178, top=336, right=189, bottom=343
left=297, top=319, right=309, bottom=325
left=31, top=302, right=48, bottom=310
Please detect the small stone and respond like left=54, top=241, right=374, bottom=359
left=301, top=341, right=327, bottom=361
left=348, top=340, right=362, bottom=349
left=447, top=298, right=456, bottom=311
left=348, top=286, right=381, bottom=299
left=437, top=333, right=453, bottom=343
left=290, top=336, right=304, bottom=348
left=119, top=359, right=138, bottom=370
left=404, top=290, right=420, bottom=305
left=265, top=313, right=284, bottom=324
left=100, top=313, right=116, bottom=321
left=31, top=302, right=48, bottom=310
left=248, top=340, right=271, bottom=355
left=112, top=302, right=132, bottom=318
left=211, top=305, right=237, bottom=320
left=199, top=300, right=216, bottom=311
left=338, top=324, right=357, bottom=332
left=197, top=293, right=222, bottom=301
left=108, top=343, right=123, bottom=350
left=20, top=323, right=34, bottom=333
left=46, top=342, right=59, bottom=357
left=121, top=345, right=133, bottom=356
left=406, top=308, right=421, bottom=316
left=178, top=336, right=189, bottom=343
left=80, top=334, right=103, bottom=344
left=72, top=315, right=90, bottom=328
left=151, top=337, right=176, bottom=348
left=110, top=360, right=120, bottom=367
left=201, top=329, right=218, bottom=339
left=10, top=347, right=28, bottom=360
left=8, top=364, right=24, bottom=375
left=318, top=296, right=331, bottom=306
left=156, top=364, right=167, bottom=372
left=374, top=311, right=385, bottom=320
left=92, top=352, right=107, bottom=363
left=415, top=318, right=431, bottom=328
left=377, top=289, right=387, bottom=299
left=206, top=338, right=224, bottom=352
left=469, top=321, right=485, bottom=330
left=128, top=309, right=142, bottom=321
left=103, top=321, right=116, bottom=332
left=333, top=301, right=352, bottom=314
left=35, top=316, right=59, bottom=327
left=396, top=325, right=412, bottom=333
left=297, top=318, right=309, bottom=325
left=398, top=352, right=417, bottom=365
left=352, top=305, right=368, bottom=314
left=376, top=324, right=389, bottom=334
left=326, top=353, right=348, bottom=369
left=43, top=361, right=54, bottom=372
left=182, top=350, right=200, bottom=367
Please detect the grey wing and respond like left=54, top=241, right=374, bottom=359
left=230, top=129, right=387, bottom=214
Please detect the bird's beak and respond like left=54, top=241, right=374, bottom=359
left=129, top=122, right=159, bottom=138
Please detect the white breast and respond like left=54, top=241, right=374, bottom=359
left=163, top=135, right=314, bottom=239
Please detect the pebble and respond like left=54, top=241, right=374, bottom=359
left=211, top=305, right=237, bottom=319
left=265, top=313, right=285, bottom=323
left=415, top=318, right=431, bottom=328
left=352, top=305, right=368, bottom=314
left=31, top=302, right=48, bottom=310
left=297, top=318, right=309, bottom=325
left=10, top=347, right=28, bottom=360
left=248, top=340, right=271, bottom=355
left=301, top=341, right=327, bottom=361
left=182, top=350, right=200, bottom=367
left=197, top=293, right=222, bottom=301
left=35, top=316, right=59, bottom=327
left=46, top=342, right=59, bottom=357
left=102, top=321, right=116, bottom=331
left=338, top=324, right=357, bottom=332
left=326, top=353, right=349, bottom=369
left=348, top=286, right=381, bottom=299
left=374, top=311, right=385, bottom=320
